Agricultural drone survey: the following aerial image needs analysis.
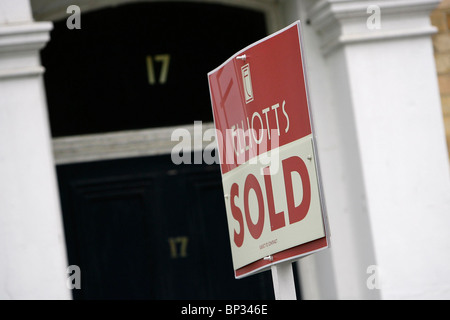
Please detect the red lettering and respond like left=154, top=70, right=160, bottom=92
left=282, top=156, right=311, bottom=224
left=230, top=183, right=244, bottom=247
left=228, top=155, right=312, bottom=247
left=263, top=166, right=285, bottom=231
left=244, top=174, right=265, bottom=239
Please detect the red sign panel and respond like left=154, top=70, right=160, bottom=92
left=208, top=21, right=329, bottom=278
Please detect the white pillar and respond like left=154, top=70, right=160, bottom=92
left=0, top=0, right=71, bottom=299
left=283, top=0, right=450, bottom=299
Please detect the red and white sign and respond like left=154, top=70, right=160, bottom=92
left=208, top=21, right=329, bottom=278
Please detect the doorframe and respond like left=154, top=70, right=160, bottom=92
left=31, top=0, right=283, bottom=34
left=52, top=122, right=215, bottom=165
left=35, top=0, right=302, bottom=299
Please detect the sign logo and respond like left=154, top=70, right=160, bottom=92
left=241, top=64, right=254, bottom=104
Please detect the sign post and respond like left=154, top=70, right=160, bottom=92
left=271, top=263, right=297, bottom=300
left=208, top=21, right=330, bottom=299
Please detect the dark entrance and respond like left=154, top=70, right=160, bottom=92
left=57, top=154, right=274, bottom=299
left=43, top=1, right=277, bottom=299
left=41, top=2, right=268, bottom=137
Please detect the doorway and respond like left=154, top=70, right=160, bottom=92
left=40, top=1, right=280, bottom=299
left=57, top=153, right=274, bottom=299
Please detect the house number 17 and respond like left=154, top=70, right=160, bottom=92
left=146, top=54, right=171, bottom=85
left=168, top=236, right=189, bottom=259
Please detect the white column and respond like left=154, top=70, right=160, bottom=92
left=283, top=0, right=450, bottom=299
left=0, top=0, right=71, bottom=299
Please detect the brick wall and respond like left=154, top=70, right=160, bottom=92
left=431, top=0, right=450, bottom=160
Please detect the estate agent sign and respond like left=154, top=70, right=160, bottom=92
left=208, top=21, right=329, bottom=278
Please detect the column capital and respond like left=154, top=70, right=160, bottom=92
left=306, top=0, right=440, bottom=55
left=0, top=21, right=52, bottom=79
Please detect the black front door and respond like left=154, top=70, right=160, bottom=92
left=57, top=153, right=274, bottom=299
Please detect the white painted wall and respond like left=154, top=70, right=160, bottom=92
left=283, top=0, right=450, bottom=299
left=347, top=36, right=450, bottom=299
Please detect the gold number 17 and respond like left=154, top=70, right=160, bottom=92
left=146, top=54, right=170, bottom=85
left=168, top=236, right=189, bottom=258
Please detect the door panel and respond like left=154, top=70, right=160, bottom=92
left=57, top=154, right=274, bottom=299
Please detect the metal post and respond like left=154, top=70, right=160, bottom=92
left=271, top=263, right=297, bottom=300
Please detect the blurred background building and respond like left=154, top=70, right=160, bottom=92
left=0, top=0, right=449, bottom=299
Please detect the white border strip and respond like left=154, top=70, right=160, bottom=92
left=52, top=122, right=215, bottom=165
left=235, top=245, right=328, bottom=279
